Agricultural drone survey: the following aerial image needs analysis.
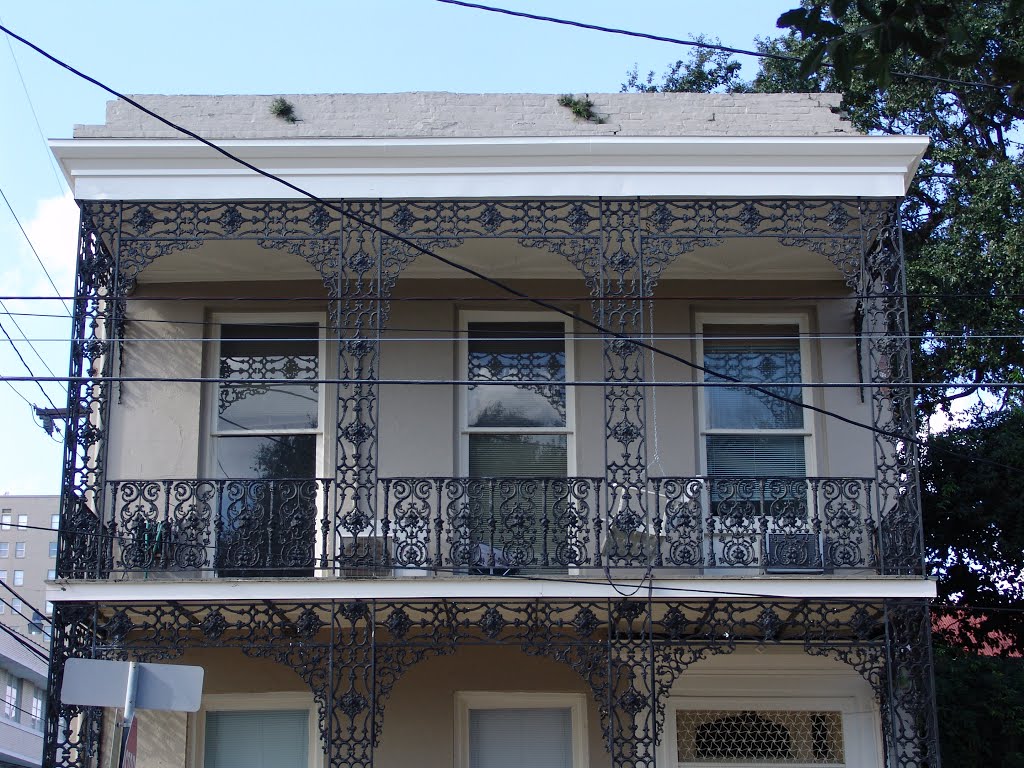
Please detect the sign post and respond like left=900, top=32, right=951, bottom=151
left=61, top=658, right=204, bottom=768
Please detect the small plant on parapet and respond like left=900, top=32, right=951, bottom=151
left=557, top=94, right=605, bottom=124
left=270, top=97, right=298, bottom=124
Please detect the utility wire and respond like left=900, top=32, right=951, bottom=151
left=0, top=580, right=52, bottom=628
left=0, top=620, right=49, bottom=661
left=0, top=185, right=72, bottom=317
left=6, top=373, right=1024, bottom=390
left=0, top=299, right=66, bottom=390
left=4, top=291, right=1024, bottom=303
left=0, top=21, right=1019, bottom=478
left=434, top=0, right=1013, bottom=94
left=0, top=14, right=68, bottom=197
left=0, top=316, right=64, bottom=420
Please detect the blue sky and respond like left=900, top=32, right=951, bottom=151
left=0, top=0, right=796, bottom=494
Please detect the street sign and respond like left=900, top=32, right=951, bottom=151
left=61, top=658, right=204, bottom=712
left=121, top=716, right=138, bottom=768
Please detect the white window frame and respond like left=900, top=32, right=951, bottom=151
left=458, top=311, right=577, bottom=477
left=51, top=513, right=60, bottom=530
left=13, top=571, right=23, bottom=586
left=454, top=691, right=588, bottom=768
left=14, top=543, right=25, bottom=559
left=695, top=312, right=818, bottom=478
left=190, top=692, right=322, bottom=768
left=664, top=695, right=880, bottom=768
left=1, top=512, right=10, bottom=530
left=205, top=313, right=329, bottom=573
left=205, top=312, right=328, bottom=480
left=16, top=514, right=27, bottom=530
left=0, top=543, right=8, bottom=558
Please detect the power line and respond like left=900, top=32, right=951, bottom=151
left=0, top=21, right=1019, bottom=479
left=4, top=291, right=1024, bottom=303
left=0, top=185, right=72, bottom=317
left=0, top=300, right=66, bottom=391
left=434, top=0, right=1013, bottom=94
left=6, top=373, right=1024, bottom=390
left=0, top=316, right=64, bottom=422
left=0, top=619, right=49, bottom=661
left=0, top=579, right=52, bottom=628
left=0, top=13, right=68, bottom=198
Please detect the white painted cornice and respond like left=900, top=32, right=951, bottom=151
left=50, top=135, right=929, bottom=201
left=48, top=576, right=937, bottom=604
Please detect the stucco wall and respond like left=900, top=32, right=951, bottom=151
left=106, top=274, right=874, bottom=482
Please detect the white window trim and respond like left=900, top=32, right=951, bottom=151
left=664, top=695, right=880, bottom=768
left=695, top=312, right=818, bottom=478
left=205, top=312, right=329, bottom=573
left=190, top=691, right=322, bottom=768
left=457, top=310, right=577, bottom=477
left=454, top=691, right=588, bottom=768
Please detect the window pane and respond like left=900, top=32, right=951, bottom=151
left=214, top=435, right=316, bottom=480
left=705, top=326, right=803, bottom=430
left=707, top=435, right=806, bottom=477
left=470, top=708, right=573, bottom=768
left=469, top=435, right=567, bottom=477
left=218, top=324, right=319, bottom=432
left=468, top=323, right=566, bottom=428
left=205, top=710, right=308, bottom=768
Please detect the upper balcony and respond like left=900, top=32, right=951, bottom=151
left=54, top=194, right=927, bottom=585
left=50, top=94, right=930, bottom=589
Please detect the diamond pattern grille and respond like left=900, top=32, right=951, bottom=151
left=676, top=710, right=844, bottom=765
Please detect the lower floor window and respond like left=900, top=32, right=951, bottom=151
left=457, top=692, right=586, bottom=768
left=204, top=710, right=308, bottom=768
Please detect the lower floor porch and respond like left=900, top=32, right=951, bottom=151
left=45, top=598, right=940, bottom=768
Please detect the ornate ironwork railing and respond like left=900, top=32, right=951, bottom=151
left=65, top=475, right=882, bottom=578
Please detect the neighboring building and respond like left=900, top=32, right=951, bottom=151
left=0, top=496, right=58, bottom=645
left=0, top=628, right=47, bottom=767
left=47, top=93, right=939, bottom=768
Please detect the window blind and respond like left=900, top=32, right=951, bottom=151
left=204, top=710, right=308, bottom=768
left=469, top=708, right=573, bottom=768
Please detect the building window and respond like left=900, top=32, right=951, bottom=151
left=0, top=544, right=7, bottom=558
left=49, top=541, right=58, bottom=558
left=50, top=513, right=60, bottom=530
left=11, top=598, right=21, bottom=613
left=455, top=692, right=588, bottom=768
left=47, top=569, right=56, bottom=580
left=459, top=313, right=574, bottom=570
left=3, top=677, right=18, bottom=719
left=28, top=612, right=44, bottom=635
left=13, top=571, right=23, bottom=586
left=0, top=603, right=6, bottom=615
left=14, top=543, right=25, bottom=559
left=209, top=317, right=323, bottom=577
left=30, top=691, right=43, bottom=729
left=16, top=515, right=27, bottom=530
left=46, top=601, right=54, bottom=614
left=699, top=317, right=813, bottom=480
left=0, top=570, right=6, bottom=582
left=199, top=693, right=317, bottom=768
left=0, top=512, right=9, bottom=530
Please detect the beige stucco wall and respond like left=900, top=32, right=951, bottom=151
left=106, top=270, right=874, bottom=483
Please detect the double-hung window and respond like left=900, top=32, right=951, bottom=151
left=210, top=315, right=324, bottom=577
left=698, top=315, right=815, bottom=532
left=460, top=313, right=574, bottom=571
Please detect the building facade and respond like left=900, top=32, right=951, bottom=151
left=0, top=496, right=59, bottom=647
left=47, top=93, right=938, bottom=768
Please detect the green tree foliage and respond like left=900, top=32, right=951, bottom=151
left=623, top=1, right=1024, bottom=653
left=934, top=643, right=1024, bottom=766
